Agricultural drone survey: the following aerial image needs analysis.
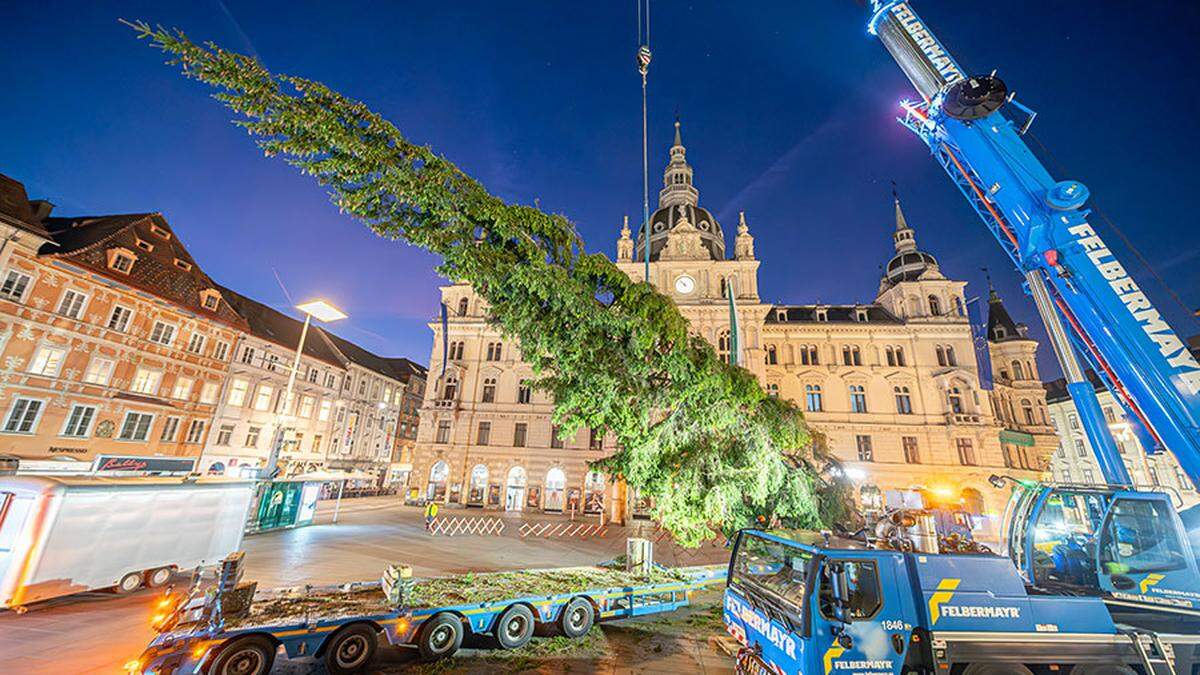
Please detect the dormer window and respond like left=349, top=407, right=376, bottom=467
left=815, top=308, right=828, bottom=322
left=199, top=288, right=222, bottom=312
left=856, top=309, right=869, bottom=322
left=135, top=238, right=154, bottom=253
left=150, top=223, right=171, bottom=240
left=106, top=247, right=137, bottom=274
left=174, top=259, right=193, bottom=271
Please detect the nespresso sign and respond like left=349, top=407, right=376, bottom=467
left=92, top=455, right=197, bottom=474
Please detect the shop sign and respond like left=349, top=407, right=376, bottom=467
left=92, top=454, right=197, bottom=474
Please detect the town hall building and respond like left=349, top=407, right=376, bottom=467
left=410, top=122, right=1056, bottom=535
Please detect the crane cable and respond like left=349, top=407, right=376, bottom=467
left=637, top=0, right=652, bottom=282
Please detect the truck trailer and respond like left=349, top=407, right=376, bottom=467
left=0, top=475, right=255, bottom=608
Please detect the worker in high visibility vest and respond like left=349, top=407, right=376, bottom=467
left=424, top=501, right=439, bottom=531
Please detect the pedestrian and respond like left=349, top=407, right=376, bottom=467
left=424, top=501, right=439, bottom=532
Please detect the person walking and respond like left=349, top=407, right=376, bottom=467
left=424, top=501, right=439, bottom=532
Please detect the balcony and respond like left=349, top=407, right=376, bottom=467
left=945, top=412, right=983, bottom=425
left=432, top=399, right=458, bottom=411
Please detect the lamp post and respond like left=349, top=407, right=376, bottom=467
left=264, top=299, right=347, bottom=478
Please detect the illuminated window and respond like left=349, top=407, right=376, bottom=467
left=130, top=367, right=162, bottom=395
left=84, top=357, right=115, bottom=385
left=28, top=344, right=67, bottom=376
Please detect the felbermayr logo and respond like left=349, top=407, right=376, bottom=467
left=928, top=578, right=1021, bottom=624
left=889, top=3, right=964, bottom=86
left=727, top=594, right=797, bottom=658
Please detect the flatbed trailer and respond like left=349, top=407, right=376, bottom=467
left=131, top=563, right=725, bottom=675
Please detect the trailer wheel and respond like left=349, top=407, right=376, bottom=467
left=145, top=567, right=173, bottom=588
left=322, top=623, right=378, bottom=674
left=494, top=604, right=535, bottom=650
left=417, top=613, right=463, bottom=661
left=115, top=572, right=143, bottom=594
left=962, top=664, right=1034, bottom=675
left=208, top=635, right=276, bottom=675
left=1069, top=666, right=1137, bottom=675
left=558, top=598, right=594, bottom=638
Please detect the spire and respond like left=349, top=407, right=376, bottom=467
left=987, top=287, right=1023, bottom=342
left=881, top=186, right=940, bottom=287
left=734, top=211, right=755, bottom=260
left=658, top=119, right=699, bottom=209
left=892, top=185, right=917, bottom=253
left=617, top=215, right=633, bottom=262
left=673, top=118, right=683, bottom=148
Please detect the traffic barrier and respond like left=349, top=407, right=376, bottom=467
left=429, top=516, right=506, bottom=536
left=518, top=522, right=609, bottom=539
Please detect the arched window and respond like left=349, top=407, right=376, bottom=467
left=842, top=345, right=862, bottom=366
left=717, top=330, right=731, bottom=363
left=1025, top=360, right=1037, bottom=380
left=517, top=379, right=532, bottom=404
left=719, top=278, right=728, bottom=298
left=468, top=464, right=488, bottom=503
left=427, top=460, right=450, bottom=500
left=447, top=341, right=464, bottom=360
left=1011, top=360, right=1024, bottom=380
left=765, top=344, right=778, bottom=365
left=1021, top=399, right=1035, bottom=425
left=849, top=384, right=867, bottom=413
left=486, top=342, right=503, bottom=361
left=481, top=377, right=497, bottom=403
left=936, top=345, right=947, bottom=367
left=894, top=347, right=906, bottom=367
left=947, top=386, right=964, bottom=414
left=800, top=345, right=819, bottom=366
left=928, top=295, right=942, bottom=316
left=457, top=297, right=469, bottom=316
left=885, top=346, right=895, bottom=367
left=945, top=346, right=957, bottom=367
left=894, top=386, right=912, bottom=414
left=805, top=384, right=823, bottom=412
left=442, top=375, right=458, bottom=400
left=506, top=466, right=527, bottom=487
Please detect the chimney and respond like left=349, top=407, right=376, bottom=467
left=29, top=200, right=54, bottom=222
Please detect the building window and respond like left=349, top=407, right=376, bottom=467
left=842, top=345, right=861, bottom=366
left=815, top=308, right=828, bottom=322
left=805, top=384, right=823, bottom=412
left=849, top=385, right=867, bottom=413
left=312, top=434, right=322, bottom=453
left=0, top=270, right=32, bottom=302
left=936, top=345, right=946, bottom=367
left=476, top=421, right=491, bottom=445
left=118, top=412, right=154, bottom=441
left=948, top=387, right=964, bottom=414
left=200, top=290, right=221, bottom=311
left=928, top=295, right=942, bottom=316
left=457, top=297, right=469, bottom=315
left=325, top=373, right=337, bottom=388
left=318, top=399, right=332, bottom=422
left=227, top=378, right=250, bottom=407
left=245, top=426, right=261, bottom=447
left=855, top=435, right=874, bottom=462
left=448, top=341, right=464, bottom=360
left=481, top=377, right=497, bottom=403
left=517, top=380, right=532, bottom=404
left=205, top=340, right=226, bottom=361
left=902, top=436, right=920, bottom=464
left=108, top=305, right=134, bottom=332
left=307, top=367, right=319, bottom=384
left=148, top=321, right=176, bottom=346
left=199, top=381, right=219, bottom=404
left=894, top=386, right=912, bottom=414
left=82, top=357, right=116, bottom=385
left=28, top=344, right=67, bottom=377
left=1102, top=406, right=1115, bottom=423
left=186, top=333, right=206, bottom=354
left=253, top=384, right=274, bottom=412
left=3, top=398, right=44, bottom=434
left=486, top=342, right=503, bottom=361
left=156, top=417, right=178, bottom=442
left=886, top=346, right=906, bottom=367
left=265, top=354, right=280, bottom=372
left=945, top=346, right=957, bottom=367
left=109, top=250, right=136, bottom=273
left=551, top=424, right=564, bottom=449
left=1022, top=400, right=1035, bottom=425
left=441, top=375, right=458, bottom=400
left=130, top=367, right=162, bottom=395
left=855, top=309, right=869, bottom=322
left=60, top=404, right=97, bottom=438
left=513, top=422, right=528, bottom=447
left=766, top=383, right=780, bottom=397
left=240, top=346, right=256, bottom=365
left=435, top=420, right=451, bottom=444
left=1011, top=360, right=1024, bottom=380
left=171, top=376, right=194, bottom=400
left=57, top=289, right=87, bottom=319
left=956, top=438, right=977, bottom=465
left=764, top=344, right=778, bottom=365
left=800, top=345, right=819, bottom=366
left=1075, top=439, right=1087, bottom=457
left=298, top=395, right=315, bottom=418
left=216, top=424, right=234, bottom=446
left=589, top=428, right=603, bottom=451
left=717, top=330, right=732, bottom=363
left=173, top=258, right=191, bottom=271
left=185, top=420, right=206, bottom=444
left=1082, top=468, right=1096, bottom=484
left=1068, top=412, right=1079, bottom=430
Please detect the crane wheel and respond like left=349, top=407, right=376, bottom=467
left=208, top=635, right=276, bottom=675
left=494, top=604, right=535, bottom=649
left=558, top=598, right=595, bottom=638
left=322, top=623, right=379, bottom=674
left=962, top=664, right=1033, bottom=675
left=416, top=613, right=463, bottom=661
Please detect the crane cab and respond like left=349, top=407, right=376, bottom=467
left=1001, top=480, right=1200, bottom=614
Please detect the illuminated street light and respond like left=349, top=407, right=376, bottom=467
left=264, top=298, right=348, bottom=478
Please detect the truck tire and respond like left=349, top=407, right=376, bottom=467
left=1070, top=666, right=1137, bottom=675
left=115, top=572, right=143, bottom=594
left=494, top=604, right=535, bottom=650
left=417, top=613, right=463, bottom=661
left=208, top=635, right=276, bottom=675
left=322, top=623, right=378, bottom=674
left=145, top=567, right=173, bottom=588
left=558, top=598, right=594, bottom=638
left=962, top=664, right=1034, bottom=675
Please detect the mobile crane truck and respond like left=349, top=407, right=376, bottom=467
left=726, top=3, right=1200, bottom=672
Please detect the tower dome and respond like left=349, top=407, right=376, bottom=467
left=635, top=120, right=726, bottom=262
left=883, top=192, right=938, bottom=285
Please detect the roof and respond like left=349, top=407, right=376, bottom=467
left=39, top=213, right=249, bottom=331
left=638, top=202, right=726, bottom=262
left=1043, top=371, right=1106, bottom=404
left=987, top=290, right=1027, bottom=342
left=0, top=173, right=52, bottom=239
left=322, top=331, right=427, bottom=382
left=216, top=286, right=346, bottom=367
left=766, top=304, right=902, bottom=324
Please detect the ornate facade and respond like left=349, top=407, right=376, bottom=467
left=410, top=124, right=1054, bottom=534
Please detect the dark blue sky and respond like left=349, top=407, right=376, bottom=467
left=3, top=1, right=1199, bottom=375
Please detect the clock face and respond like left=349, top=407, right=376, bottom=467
left=674, top=275, right=696, bottom=295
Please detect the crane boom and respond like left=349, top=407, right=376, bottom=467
left=867, top=1, right=1200, bottom=491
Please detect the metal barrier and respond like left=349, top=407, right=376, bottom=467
left=518, top=522, right=609, bottom=539
left=428, top=516, right=506, bottom=536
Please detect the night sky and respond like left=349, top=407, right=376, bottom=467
left=3, top=1, right=1199, bottom=376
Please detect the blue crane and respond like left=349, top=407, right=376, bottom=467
left=866, top=1, right=1200, bottom=614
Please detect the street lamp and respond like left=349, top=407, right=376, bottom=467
left=264, top=298, right=348, bottom=478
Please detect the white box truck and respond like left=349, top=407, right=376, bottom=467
left=0, top=475, right=255, bottom=609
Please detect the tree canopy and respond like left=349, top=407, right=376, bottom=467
left=132, top=23, right=849, bottom=545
